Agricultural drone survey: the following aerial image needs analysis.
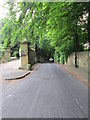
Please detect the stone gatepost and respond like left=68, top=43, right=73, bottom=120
left=20, top=39, right=30, bottom=70
left=1, top=47, right=11, bottom=63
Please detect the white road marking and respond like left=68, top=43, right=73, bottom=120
left=8, top=94, right=12, bottom=97
left=68, top=89, right=83, bottom=111
left=0, top=94, right=13, bottom=103
left=68, top=74, right=71, bottom=77
left=73, top=96, right=83, bottom=110
left=7, top=84, right=13, bottom=88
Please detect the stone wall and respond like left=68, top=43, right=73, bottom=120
left=1, top=48, right=11, bottom=63
left=39, top=56, right=47, bottom=63
left=78, top=51, right=88, bottom=68
left=66, top=51, right=88, bottom=69
left=29, top=48, right=36, bottom=65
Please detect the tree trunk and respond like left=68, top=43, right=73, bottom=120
left=88, top=3, right=90, bottom=50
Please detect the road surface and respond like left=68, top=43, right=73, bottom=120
left=2, top=63, right=88, bottom=118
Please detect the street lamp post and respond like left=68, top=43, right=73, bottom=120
left=75, top=19, right=78, bottom=68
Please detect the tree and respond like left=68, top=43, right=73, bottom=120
left=1, top=2, right=89, bottom=63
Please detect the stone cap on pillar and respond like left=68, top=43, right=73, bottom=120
left=21, top=38, right=30, bottom=45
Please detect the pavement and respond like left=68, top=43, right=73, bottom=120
left=1, top=70, right=30, bottom=80
left=57, top=64, right=88, bottom=85
left=2, top=63, right=88, bottom=118
left=0, top=60, right=30, bottom=80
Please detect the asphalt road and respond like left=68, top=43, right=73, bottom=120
left=2, top=63, right=88, bottom=118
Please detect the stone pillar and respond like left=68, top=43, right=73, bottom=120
left=29, top=48, right=36, bottom=65
left=5, top=47, right=11, bottom=62
left=20, top=39, right=30, bottom=70
left=1, top=47, right=11, bottom=63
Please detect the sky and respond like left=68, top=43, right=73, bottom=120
left=0, top=1, right=9, bottom=19
left=0, top=1, right=89, bottom=19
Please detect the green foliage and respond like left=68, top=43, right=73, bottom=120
left=1, top=2, right=89, bottom=63
left=54, top=51, right=58, bottom=63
